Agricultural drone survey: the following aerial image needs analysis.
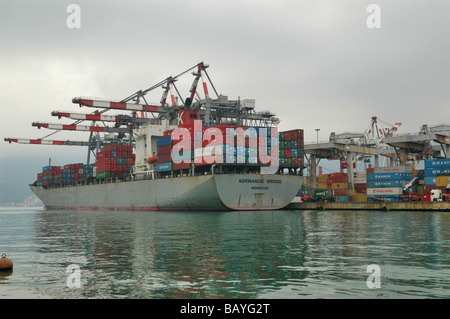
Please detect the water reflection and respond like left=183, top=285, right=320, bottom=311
left=30, top=210, right=450, bottom=298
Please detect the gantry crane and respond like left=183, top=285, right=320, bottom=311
left=4, top=62, right=280, bottom=164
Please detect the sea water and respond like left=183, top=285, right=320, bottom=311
left=0, top=207, right=448, bottom=299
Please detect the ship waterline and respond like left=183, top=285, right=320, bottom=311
left=30, top=174, right=303, bottom=211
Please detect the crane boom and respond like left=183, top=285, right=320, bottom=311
left=4, top=138, right=91, bottom=146
left=51, top=111, right=118, bottom=122
left=32, top=122, right=129, bottom=133
left=72, top=97, right=168, bottom=113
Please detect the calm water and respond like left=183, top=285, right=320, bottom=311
left=0, top=207, right=448, bottom=299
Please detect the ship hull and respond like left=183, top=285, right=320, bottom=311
left=30, top=174, right=302, bottom=211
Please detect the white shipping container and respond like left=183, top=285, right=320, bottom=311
left=374, top=166, right=406, bottom=174
left=354, top=177, right=367, bottom=184
left=367, top=187, right=403, bottom=196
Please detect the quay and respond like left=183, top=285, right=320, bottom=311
left=287, top=201, right=450, bottom=211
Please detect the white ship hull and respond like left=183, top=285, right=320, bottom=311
left=31, top=174, right=303, bottom=211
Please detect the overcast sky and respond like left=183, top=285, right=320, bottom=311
left=1, top=0, right=450, bottom=163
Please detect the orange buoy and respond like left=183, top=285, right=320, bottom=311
left=0, top=254, right=13, bottom=271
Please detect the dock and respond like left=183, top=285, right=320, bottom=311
left=287, top=201, right=450, bottom=211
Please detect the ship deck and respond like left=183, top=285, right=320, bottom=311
left=287, top=201, right=450, bottom=211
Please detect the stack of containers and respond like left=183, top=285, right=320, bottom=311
left=316, top=174, right=329, bottom=190
left=279, top=129, right=304, bottom=168
left=422, top=159, right=450, bottom=200
left=156, top=135, right=174, bottom=172
left=96, top=145, right=135, bottom=179
left=161, top=125, right=305, bottom=171
left=328, top=173, right=349, bottom=202
left=314, top=174, right=332, bottom=198
left=38, top=163, right=93, bottom=186
left=40, top=166, right=62, bottom=187
left=367, top=166, right=412, bottom=202
left=352, top=172, right=368, bottom=202
left=62, top=163, right=85, bottom=183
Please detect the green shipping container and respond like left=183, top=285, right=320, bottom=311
left=96, top=171, right=111, bottom=179
left=314, top=189, right=332, bottom=197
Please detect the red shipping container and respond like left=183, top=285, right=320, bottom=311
left=285, top=131, right=292, bottom=141
left=173, top=162, right=191, bottom=170
left=157, top=144, right=172, bottom=155
left=157, top=153, right=172, bottom=163
left=116, top=151, right=123, bottom=158
left=97, top=152, right=106, bottom=159
left=330, top=175, right=348, bottom=183
left=284, top=149, right=291, bottom=158
left=330, top=172, right=347, bottom=178
left=423, top=194, right=431, bottom=202
left=332, top=189, right=349, bottom=196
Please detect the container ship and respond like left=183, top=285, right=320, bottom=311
left=5, top=63, right=305, bottom=211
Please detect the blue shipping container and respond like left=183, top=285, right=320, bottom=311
left=424, top=168, right=450, bottom=176
left=156, top=162, right=172, bottom=172
left=424, top=176, right=437, bottom=185
left=367, top=173, right=412, bottom=181
left=424, top=159, right=450, bottom=169
left=368, top=197, right=401, bottom=202
left=367, top=180, right=405, bottom=188
left=336, top=196, right=349, bottom=202
left=157, top=136, right=172, bottom=147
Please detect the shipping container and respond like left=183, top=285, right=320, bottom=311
left=314, top=189, right=332, bottom=197
left=316, top=182, right=328, bottom=190
left=354, top=177, right=367, bottom=184
left=172, top=162, right=191, bottom=170
left=351, top=194, right=367, bottom=202
left=328, top=175, right=348, bottom=183
left=335, top=196, right=349, bottom=202
left=424, top=176, right=436, bottom=185
left=436, top=176, right=450, bottom=187
left=331, top=182, right=348, bottom=189
left=332, top=189, right=349, bottom=196
left=424, top=168, right=450, bottom=176
left=374, top=166, right=407, bottom=173
left=368, top=196, right=401, bottom=202
left=367, top=187, right=403, bottom=196
left=157, top=144, right=172, bottom=155
left=317, top=174, right=329, bottom=183
left=367, top=173, right=412, bottom=181
left=367, top=179, right=406, bottom=188
left=157, top=162, right=173, bottom=172
left=424, top=159, right=450, bottom=169
left=157, top=136, right=172, bottom=147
